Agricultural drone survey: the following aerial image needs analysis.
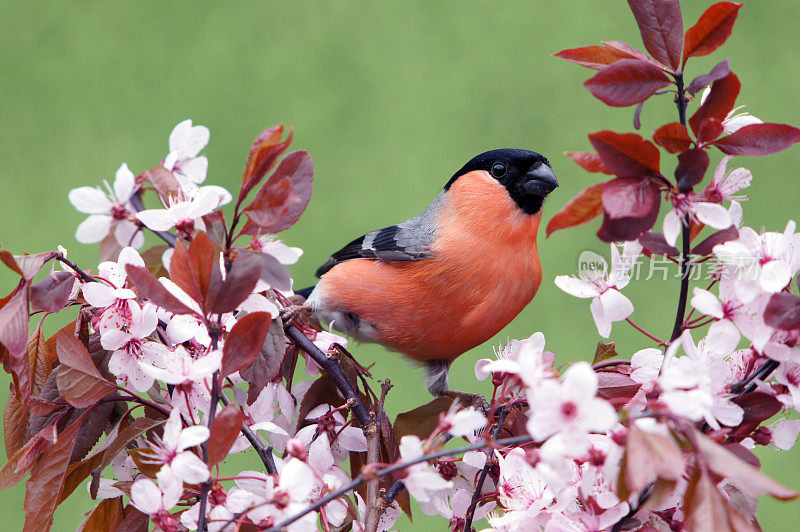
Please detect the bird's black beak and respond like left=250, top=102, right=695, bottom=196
left=522, top=162, right=559, bottom=196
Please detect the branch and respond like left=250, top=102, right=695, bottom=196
left=55, top=255, right=96, bottom=284
left=218, top=392, right=277, bottom=474
left=669, top=72, right=692, bottom=343
left=284, top=325, right=372, bottom=427
left=365, top=380, right=392, bottom=532
left=262, top=434, right=533, bottom=532
left=463, top=406, right=511, bottom=531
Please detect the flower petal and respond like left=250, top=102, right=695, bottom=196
left=75, top=215, right=112, bottom=244
left=69, top=187, right=112, bottom=214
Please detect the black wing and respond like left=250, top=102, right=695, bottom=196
left=315, top=224, right=431, bottom=277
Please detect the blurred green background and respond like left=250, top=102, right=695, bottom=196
left=2, top=1, right=799, bottom=530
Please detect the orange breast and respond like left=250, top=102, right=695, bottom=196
left=317, top=170, right=542, bottom=361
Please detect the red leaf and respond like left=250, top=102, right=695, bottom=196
left=689, top=72, right=740, bottom=136
left=242, top=174, right=292, bottom=229
left=555, top=44, right=642, bottom=70
left=602, top=177, right=660, bottom=219
left=4, top=252, right=58, bottom=281
left=652, top=122, right=693, bottom=153
left=675, top=148, right=710, bottom=191
left=764, top=292, right=800, bottom=330
left=56, top=332, right=115, bottom=408
left=640, top=231, right=679, bottom=257
left=240, top=318, right=287, bottom=404
left=30, top=272, right=74, bottom=314
left=597, top=200, right=660, bottom=242
left=692, top=226, right=739, bottom=256
left=168, top=240, right=204, bottom=307
left=627, top=0, right=684, bottom=71
left=682, top=2, right=742, bottom=65
left=713, top=123, right=800, bottom=156
left=618, top=423, right=685, bottom=499
left=125, top=264, right=196, bottom=315
left=0, top=285, right=30, bottom=396
left=589, top=130, right=661, bottom=177
left=565, top=152, right=613, bottom=174
left=221, top=311, right=272, bottom=381
left=241, top=125, right=293, bottom=200
left=207, top=405, right=244, bottom=467
left=684, top=466, right=750, bottom=532
left=546, top=183, right=606, bottom=237
left=728, top=392, right=783, bottom=442
left=23, top=412, right=85, bottom=532
left=697, top=118, right=725, bottom=144
left=145, top=165, right=181, bottom=199
left=596, top=372, right=641, bottom=408
left=257, top=151, right=314, bottom=233
left=394, top=397, right=455, bottom=440
left=686, top=59, right=731, bottom=95
left=205, top=252, right=263, bottom=315
left=693, top=429, right=798, bottom=500
left=77, top=497, right=124, bottom=532
left=584, top=59, right=672, bottom=107
left=253, top=249, right=292, bottom=292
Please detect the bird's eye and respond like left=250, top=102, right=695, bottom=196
left=490, top=162, right=507, bottom=178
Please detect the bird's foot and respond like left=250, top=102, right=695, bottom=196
left=442, top=389, right=491, bottom=415
left=280, top=304, right=316, bottom=329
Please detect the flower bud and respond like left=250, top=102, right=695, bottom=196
left=286, top=438, right=308, bottom=461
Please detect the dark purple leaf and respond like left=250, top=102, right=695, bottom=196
left=686, top=59, right=731, bottom=95
left=256, top=251, right=292, bottom=292
left=764, top=292, right=800, bottom=330
left=220, top=311, right=272, bottom=381
left=596, top=371, right=641, bottom=408
left=30, top=272, right=74, bottom=314
left=675, top=148, right=710, bottom=192
left=602, top=177, right=660, bottom=219
left=257, top=151, right=314, bottom=233
left=597, top=198, right=660, bottom=242
left=692, top=226, right=739, bottom=256
left=207, top=405, right=244, bottom=467
left=125, top=264, right=196, bottom=315
left=56, top=332, right=115, bottom=408
left=205, top=252, right=263, bottom=315
left=584, top=59, right=672, bottom=107
left=241, top=125, right=293, bottom=200
left=627, top=0, right=683, bottom=70
left=640, top=231, right=679, bottom=257
left=589, top=130, right=661, bottom=177
left=696, top=118, right=725, bottom=144
left=689, top=72, right=740, bottom=136
left=713, top=123, right=800, bottom=156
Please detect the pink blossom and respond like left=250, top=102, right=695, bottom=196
left=354, top=492, right=401, bottom=532
left=555, top=243, right=641, bottom=338
left=398, top=435, right=453, bottom=503
left=526, top=362, right=617, bottom=455
left=163, top=119, right=210, bottom=187
left=474, top=332, right=556, bottom=391
left=82, top=247, right=145, bottom=332
left=295, top=403, right=367, bottom=462
left=663, top=191, right=731, bottom=247
left=145, top=408, right=210, bottom=485
left=68, top=163, right=143, bottom=247
left=130, top=470, right=183, bottom=531
left=713, top=221, right=800, bottom=300
left=102, top=303, right=166, bottom=392
left=136, top=185, right=232, bottom=237
left=440, top=405, right=487, bottom=438
left=703, top=156, right=752, bottom=203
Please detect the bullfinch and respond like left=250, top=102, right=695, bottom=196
left=301, top=149, right=558, bottom=404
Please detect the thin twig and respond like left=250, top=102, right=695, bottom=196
left=669, top=71, right=692, bottom=343
left=365, top=380, right=393, bottom=531
left=285, top=325, right=372, bottom=427
left=463, top=406, right=511, bottom=531
left=56, top=255, right=96, bottom=284
left=218, top=392, right=278, bottom=474
left=261, top=434, right=533, bottom=532
left=625, top=318, right=668, bottom=346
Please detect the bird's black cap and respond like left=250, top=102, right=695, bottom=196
left=444, top=149, right=558, bottom=214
